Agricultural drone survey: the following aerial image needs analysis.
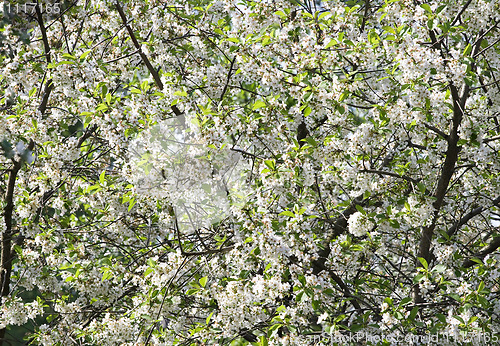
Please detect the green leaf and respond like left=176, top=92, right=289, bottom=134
left=279, top=211, right=295, bottom=217
left=404, top=201, right=411, bottom=211
left=463, top=43, right=472, bottom=56
left=96, top=103, right=108, bottom=112
left=174, top=90, right=187, bottom=97
left=295, top=291, right=303, bottom=302
left=468, top=257, right=483, bottom=265
left=400, top=297, right=412, bottom=306
left=264, top=160, right=275, bottom=170
left=408, top=306, right=419, bottom=321
left=453, top=315, right=465, bottom=324
left=478, top=295, right=489, bottom=307
left=413, top=273, right=424, bottom=283
left=186, top=289, right=199, bottom=296
left=419, top=4, right=432, bottom=13
left=303, top=106, right=312, bottom=117
left=99, top=171, right=105, bottom=184
left=349, top=324, right=363, bottom=332
left=128, top=198, right=136, bottom=212
left=355, top=205, right=365, bottom=214
left=101, top=269, right=113, bottom=281
left=334, top=314, right=346, bottom=323
left=338, top=91, right=349, bottom=102
left=469, top=315, right=478, bottom=325
left=417, top=182, right=426, bottom=194
left=13, top=245, right=22, bottom=255
left=304, top=137, right=317, bottom=147
left=80, top=50, right=91, bottom=61
left=206, top=311, right=214, bottom=325
left=268, top=323, right=282, bottom=334
left=199, top=276, right=208, bottom=288
left=436, top=313, right=446, bottom=323
left=265, top=263, right=272, bottom=272
left=418, top=257, right=428, bottom=270
left=252, top=100, right=266, bottom=110
left=382, top=26, right=396, bottom=34
left=62, top=53, right=76, bottom=60
left=298, top=274, right=306, bottom=286
left=318, top=11, right=330, bottom=21
left=324, top=39, right=338, bottom=49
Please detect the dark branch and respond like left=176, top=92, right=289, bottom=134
left=463, top=234, right=500, bottom=268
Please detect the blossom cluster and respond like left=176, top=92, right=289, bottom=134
left=0, top=0, right=499, bottom=344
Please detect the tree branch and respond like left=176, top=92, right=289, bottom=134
left=463, top=233, right=500, bottom=268
left=360, top=0, right=370, bottom=33
left=359, top=169, right=420, bottom=185
left=0, top=140, right=34, bottom=343
left=414, top=33, right=484, bottom=304
left=36, top=2, right=53, bottom=116
left=114, top=1, right=182, bottom=116
left=220, top=56, right=236, bottom=101
left=447, top=196, right=500, bottom=238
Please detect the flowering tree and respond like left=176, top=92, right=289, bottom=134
left=1, top=0, right=500, bottom=344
